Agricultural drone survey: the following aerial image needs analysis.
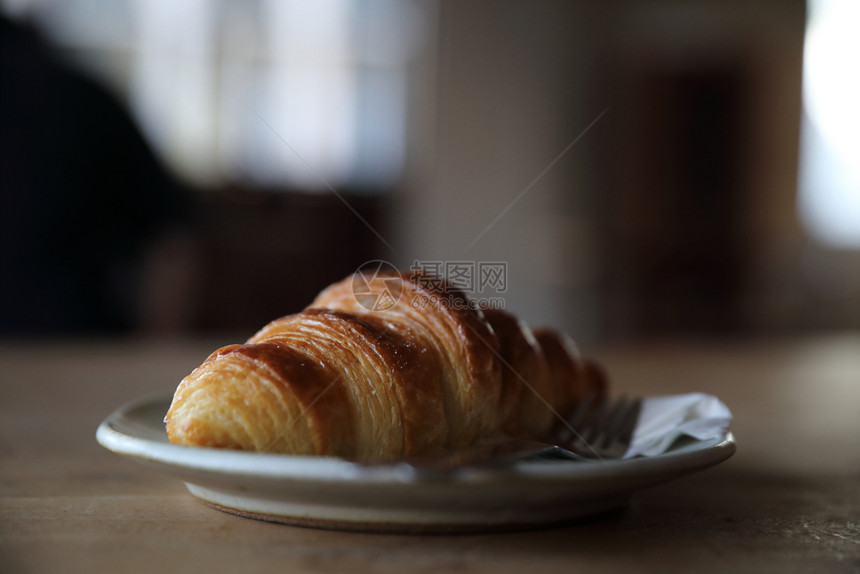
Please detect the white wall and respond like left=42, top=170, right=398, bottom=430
left=396, top=0, right=607, bottom=339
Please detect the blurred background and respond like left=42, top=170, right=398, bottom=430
left=1, top=0, right=858, bottom=342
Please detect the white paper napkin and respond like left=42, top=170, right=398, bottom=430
left=623, top=393, right=732, bottom=458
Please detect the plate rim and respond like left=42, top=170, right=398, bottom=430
left=96, top=393, right=736, bottom=485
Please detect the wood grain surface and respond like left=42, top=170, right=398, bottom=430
left=1, top=335, right=858, bottom=573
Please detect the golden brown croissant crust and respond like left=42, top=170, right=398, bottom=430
left=165, top=271, right=606, bottom=462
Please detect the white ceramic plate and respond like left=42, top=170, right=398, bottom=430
left=96, top=395, right=736, bottom=533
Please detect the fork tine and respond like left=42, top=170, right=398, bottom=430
left=579, top=396, right=610, bottom=446
left=596, top=397, right=641, bottom=457
left=596, top=396, right=631, bottom=449
left=588, top=396, right=627, bottom=449
left=578, top=401, right=606, bottom=446
left=567, top=389, right=597, bottom=429
left=610, top=397, right=642, bottom=453
left=557, top=389, right=596, bottom=443
left=563, top=395, right=643, bottom=460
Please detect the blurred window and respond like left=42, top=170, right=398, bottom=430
left=2, top=0, right=423, bottom=192
left=798, top=0, right=860, bottom=248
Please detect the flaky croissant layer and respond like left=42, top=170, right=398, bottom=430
left=165, top=271, right=606, bottom=462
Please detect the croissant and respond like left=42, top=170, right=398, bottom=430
left=165, top=270, right=606, bottom=462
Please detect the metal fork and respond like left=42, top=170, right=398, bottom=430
left=393, top=395, right=643, bottom=474
left=555, top=394, right=643, bottom=460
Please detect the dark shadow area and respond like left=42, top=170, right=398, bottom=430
left=0, top=17, right=388, bottom=339
left=0, top=17, right=189, bottom=335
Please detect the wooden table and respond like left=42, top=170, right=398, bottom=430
left=2, top=335, right=858, bottom=573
